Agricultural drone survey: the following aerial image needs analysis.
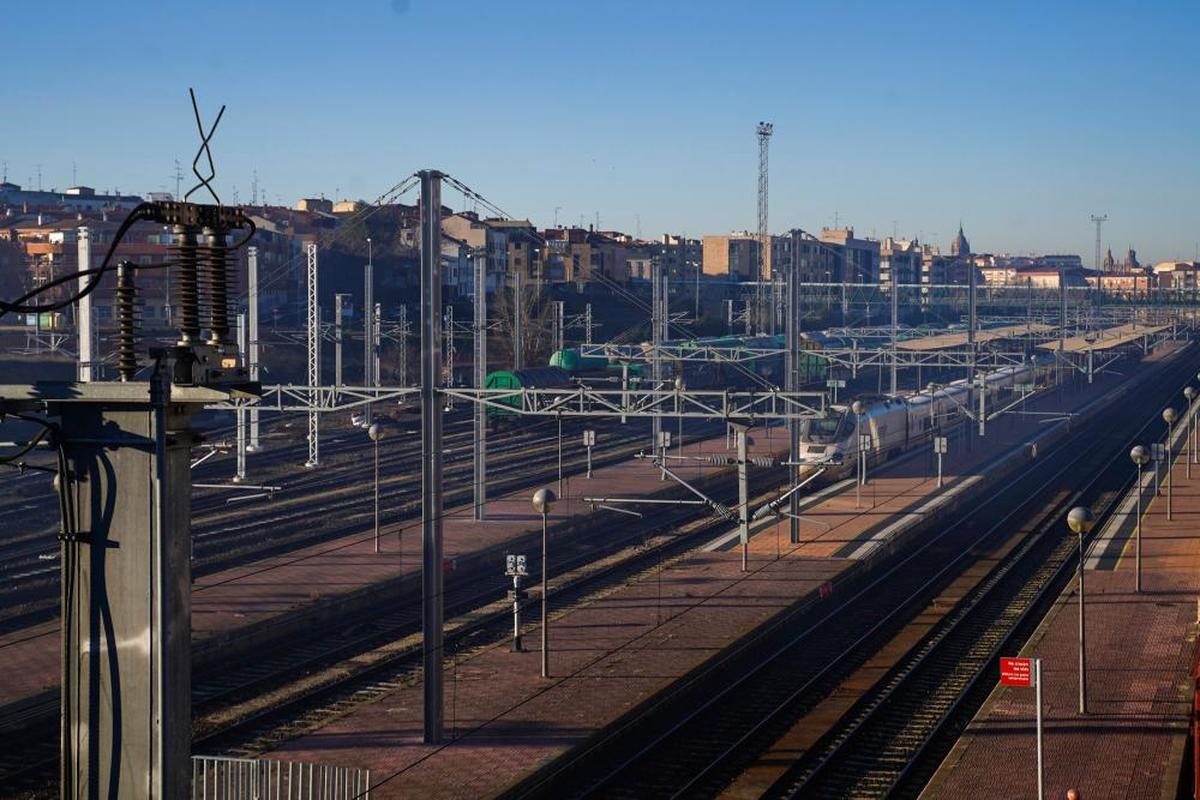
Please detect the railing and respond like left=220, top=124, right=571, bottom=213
left=192, top=755, right=370, bottom=799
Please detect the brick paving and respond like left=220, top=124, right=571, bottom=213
left=922, top=418, right=1200, bottom=800
left=259, top=369, right=1147, bottom=800
left=0, top=424, right=782, bottom=710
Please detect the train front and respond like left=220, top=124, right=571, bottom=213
left=792, top=407, right=855, bottom=481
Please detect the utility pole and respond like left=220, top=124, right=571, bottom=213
left=512, top=269, right=524, bottom=370
left=334, top=293, right=348, bottom=388
left=443, top=306, right=455, bottom=387
left=787, top=259, right=802, bottom=543
left=364, top=238, right=373, bottom=424
left=76, top=227, right=95, bottom=382
left=890, top=264, right=899, bottom=394
left=398, top=304, right=407, bottom=385
left=584, top=303, right=593, bottom=345
left=651, top=260, right=665, bottom=453
left=554, top=300, right=565, bottom=353
left=419, top=169, right=445, bottom=744
left=247, top=246, right=261, bottom=451
left=757, top=121, right=773, bottom=335
left=474, top=248, right=488, bottom=521
left=305, top=243, right=319, bottom=467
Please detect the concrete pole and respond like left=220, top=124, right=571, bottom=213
left=247, top=246, right=261, bottom=451
left=890, top=265, right=899, bottom=394
left=59, top=369, right=195, bottom=797
left=364, top=244, right=374, bottom=424
left=787, top=260, right=802, bottom=544
left=305, top=243, right=319, bottom=467
left=235, top=313, right=247, bottom=482
left=419, top=169, right=445, bottom=744
left=76, top=227, right=94, bottom=382
left=737, top=425, right=750, bottom=572
left=652, top=261, right=663, bottom=452
left=513, top=270, right=523, bottom=370
left=374, top=301, right=382, bottom=387
left=474, top=248, right=488, bottom=521
left=398, top=304, right=406, bottom=386
left=334, top=293, right=347, bottom=389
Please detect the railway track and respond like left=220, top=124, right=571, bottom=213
left=0, top=414, right=687, bottom=634
left=505, top=350, right=1197, bottom=800
left=0, top=426, right=788, bottom=796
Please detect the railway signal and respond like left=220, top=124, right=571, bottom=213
left=505, top=554, right=529, bottom=652
left=999, top=656, right=1043, bottom=800
left=657, top=430, right=672, bottom=480
left=934, top=435, right=948, bottom=487
left=583, top=429, right=596, bottom=478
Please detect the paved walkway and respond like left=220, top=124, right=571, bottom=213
left=0, top=422, right=782, bottom=711
left=922, top=401, right=1200, bottom=800
left=262, top=367, right=1148, bottom=799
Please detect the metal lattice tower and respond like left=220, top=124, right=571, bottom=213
left=305, top=242, right=320, bottom=467
left=757, top=121, right=773, bottom=334
left=1091, top=214, right=1108, bottom=272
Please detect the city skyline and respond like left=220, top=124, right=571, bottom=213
left=2, top=0, right=1197, bottom=263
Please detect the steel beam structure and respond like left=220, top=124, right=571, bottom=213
left=440, top=385, right=826, bottom=419
left=419, top=169, right=445, bottom=744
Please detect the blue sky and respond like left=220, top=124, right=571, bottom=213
left=3, top=0, right=1198, bottom=263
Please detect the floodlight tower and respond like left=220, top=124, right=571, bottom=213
left=757, top=121, right=773, bottom=334
left=1091, top=214, right=1108, bottom=272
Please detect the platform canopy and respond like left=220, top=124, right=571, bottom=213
left=897, top=323, right=1058, bottom=352
left=1039, top=323, right=1170, bottom=353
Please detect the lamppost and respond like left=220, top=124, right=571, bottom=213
left=1186, top=388, right=1197, bottom=478
left=1067, top=505, right=1095, bottom=714
left=1163, top=407, right=1177, bottom=520
left=851, top=400, right=865, bottom=509
left=1130, top=445, right=1149, bottom=593
left=368, top=421, right=388, bottom=553
left=532, top=488, right=557, bottom=678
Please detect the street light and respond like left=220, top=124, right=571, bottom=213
left=1163, top=407, right=1177, bottom=520
left=851, top=400, right=866, bottom=509
left=532, top=488, right=557, bottom=678
left=1067, top=505, right=1095, bottom=714
left=1130, top=445, right=1150, bottom=592
left=1186, top=387, right=1197, bottom=477
left=368, top=421, right=388, bottom=553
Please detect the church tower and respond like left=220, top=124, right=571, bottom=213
left=950, top=222, right=971, bottom=257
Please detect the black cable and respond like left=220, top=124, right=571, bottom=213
left=0, top=202, right=156, bottom=318
left=0, top=202, right=256, bottom=319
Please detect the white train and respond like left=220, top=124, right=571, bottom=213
left=793, top=362, right=1041, bottom=481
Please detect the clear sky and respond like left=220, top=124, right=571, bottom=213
left=3, top=0, right=1197, bottom=263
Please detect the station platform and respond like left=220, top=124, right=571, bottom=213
left=257, top=362, right=1168, bottom=799
left=921, top=407, right=1200, bottom=799
left=0, top=419, right=786, bottom=715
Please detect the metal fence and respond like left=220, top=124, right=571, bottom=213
left=192, top=755, right=371, bottom=799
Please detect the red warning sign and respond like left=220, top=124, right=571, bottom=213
left=999, top=656, right=1033, bottom=687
